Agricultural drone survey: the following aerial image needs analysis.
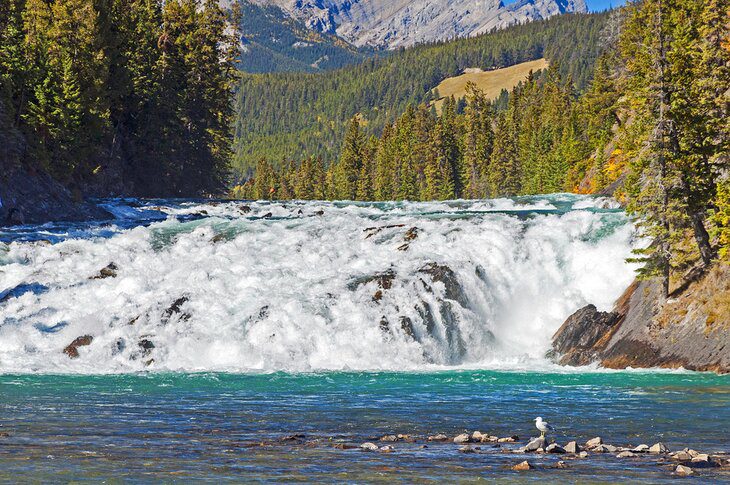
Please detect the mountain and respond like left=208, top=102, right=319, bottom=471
left=252, top=0, right=588, bottom=49
left=235, top=1, right=368, bottom=72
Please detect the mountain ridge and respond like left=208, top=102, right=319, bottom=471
left=252, top=0, right=588, bottom=49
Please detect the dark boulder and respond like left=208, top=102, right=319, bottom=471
left=91, top=263, right=118, bottom=280
left=63, top=335, right=93, bottom=358
left=551, top=305, right=621, bottom=366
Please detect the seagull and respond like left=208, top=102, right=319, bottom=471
left=534, top=417, right=554, bottom=438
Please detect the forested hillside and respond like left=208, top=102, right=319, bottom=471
left=0, top=0, right=238, bottom=197
left=237, top=1, right=367, bottom=73
left=233, top=12, right=611, bottom=174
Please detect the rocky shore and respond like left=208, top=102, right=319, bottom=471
left=552, top=264, right=730, bottom=374
left=0, top=165, right=111, bottom=226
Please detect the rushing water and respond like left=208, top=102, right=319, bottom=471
left=1, top=196, right=728, bottom=482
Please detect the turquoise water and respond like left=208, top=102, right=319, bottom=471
left=1, top=371, right=728, bottom=482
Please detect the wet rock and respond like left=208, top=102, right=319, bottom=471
left=546, top=443, right=566, bottom=454
left=0, top=431, right=9, bottom=438
left=261, top=212, right=273, bottom=219
left=63, top=335, right=93, bottom=358
left=380, top=435, right=399, bottom=442
left=556, top=460, right=568, bottom=469
left=591, top=445, right=610, bottom=453
left=333, top=443, right=359, bottom=450
left=675, top=464, right=694, bottom=475
left=617, top=451, right=636, bottom=458
left=91, top=262, right=118, bottom=279
left=373, top=290, right=383, bottom=302
left=512, top=460, right=533, bottom=471
left=239, top=205, right=252, bottom=214
left=363, top=224, right=405, bottom=238
left=471, top=431, right=484, bottom=442
left=687, top=449, right=700, bottom=458
left=162, top=296, right=190, bottom=324
left=418, top=263, right=468, bottom=307
left=144, top=358, right=155, bottom=367
left=498, top=436, right=517, bottom=443
left=564, top=441, right=580, bottom=453
left=399, top=317, right=415, bottom=339
left=280, top=434, right=306, bottom=441
left=650, top=442, right=670, bottom=454
left=454, top=433, right=471, bottom=444
left=459, top=445, right=477, bottom=453
left=314, top=210, right=324, bottom=216
left=604, top=444, right=618, bottom=453
left=348, top=270, right=396, bottom=291
left=211, top=233, right=227, bottom=244
left=551, top=305, right=622, bottom=366
left=427, top=434, right=449, bottom=442
left=111, top=338, right=126, bottom=355
left=585, top=437, right=602, bottom=448
left=522, top=437, right=545, bottom=452
left=360, top=442, right=379, bottom=451
left=380, top=445, right=395, bottom=453
left=579, top=451, right=589, bottom=458
left=632, top=444, right=649, bottom=453
left=138, top=339, right=155, bottom=356
left=403, top=227, right=419, bottom=242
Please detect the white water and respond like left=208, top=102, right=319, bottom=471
left=0, top=195, right=638, bottom=373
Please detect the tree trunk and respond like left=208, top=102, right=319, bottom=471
left=689, top=210, right=716, bottom=266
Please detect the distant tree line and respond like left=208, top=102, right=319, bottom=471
left=0, top=0, right=238, bottom=197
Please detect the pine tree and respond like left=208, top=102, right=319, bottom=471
left=334, top=117, right=363, bottom=199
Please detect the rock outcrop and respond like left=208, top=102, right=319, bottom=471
left=255, top=0, right=588, bottom=49
left=552, top=264, right=730, bottom=373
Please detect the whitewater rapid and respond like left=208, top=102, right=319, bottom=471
left=0, top=195, right=638, bottom=373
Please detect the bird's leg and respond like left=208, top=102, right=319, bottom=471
left=540, top=431, right=545, bottom=438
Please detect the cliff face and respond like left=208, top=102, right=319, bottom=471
left=552, top=265, right=730, bottom=373
left=254, top=0, right=588, bottom=49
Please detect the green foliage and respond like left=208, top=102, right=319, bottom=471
left=0, top=0, right=238, bottom=196
left=232, top=12, right=611, bottom=174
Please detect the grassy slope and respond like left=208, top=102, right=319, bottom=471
left=432, top=58, right=550, bottom=110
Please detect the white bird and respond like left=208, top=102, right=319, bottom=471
left=534, top=417, right=554, bottom=438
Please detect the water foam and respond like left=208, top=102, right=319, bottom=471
left=0, top=195, right=638, bottom=374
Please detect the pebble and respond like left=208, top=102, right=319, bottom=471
left=675, top=464, right=694, bottom=476
left=512, top=460, right=533, bottom=471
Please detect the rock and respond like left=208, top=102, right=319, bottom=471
left=459, top=445, right=477, bottom=453
left=239, top=205, right=252, bottom=214
left=512, top=460, right=533, bottom=471
left=427, top=434, right=449, bottom=442
left=138, top=339, right=155, bottom=355
left=380, top=435, right=399, bottom=442
left=687, top=449, right=700, bottom=458
left=498, top=436, right=517, bottom=443
left=649, top=442, right=669, bottom=454
left=314, top=210, right=324, bottom=216
left=211, top=234, right=227, bottom=244
left=578, top=451, right=589, bottom=458
left=632, top=444, right=649, bottom=453
left=261, top=212, right=273, bottom=219
left=162, top=296, right=190, bottom=324
left=471, top=431, right=484, bottom=442
left=564, top=441, right=580, bottom=453
left=675, top=464, right=694, bottom=475
left=373, top=290, right=383, bottom=302
left=92, top=262, right=118, bottom=279
left=672, top=451, right=693, bottom=461
left=551, top=305, right=622, bottom=365
left=379, top=445, right=395, bottom=453
left=546, top=443, right=566, bottom=454
left=418, top=263, right=469, bottom=307
left=591, top=445, right=610, bottom=453
left=280, top=434, right=305, bottom=441
left=690, top=454, right=718, bottom=468
left=556, top=460, right=568, bottom=469
left=403, top=227, right=419, bottom=241
left=360, top=442, right=379, bottom=451
left=348, top=270, right=396, bottom=292
left=63, top=335, right=93, bottom=358
left=523, top=437, right=545, bottom=452
left=585, top=437, right=602, bottom=448
left=617, top=451, right=636, bottom=458
left=453, top=433, right=471, bottom=444
left=604, top=445, right=618, bottom=452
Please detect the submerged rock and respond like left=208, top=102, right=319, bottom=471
left=162, top=296, right=190, bottom=324
left=91, top=262, right=118, bottom=279
left=63, top=335, right=93, bottom=358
